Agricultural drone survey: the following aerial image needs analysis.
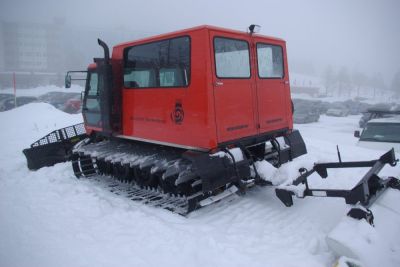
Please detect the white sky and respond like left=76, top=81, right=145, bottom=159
left=1, top=0, right=399, bottom=83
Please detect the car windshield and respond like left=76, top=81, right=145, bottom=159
left=360, top=122, right=400, bottom=143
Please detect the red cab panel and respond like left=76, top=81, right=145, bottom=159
left=253, top=37, right=292, bottom=132
left=108, top=25, right=293, bottom=151
left=113, top=28, right=218, bottom=150
left=209, top=30, right=258, bottom=143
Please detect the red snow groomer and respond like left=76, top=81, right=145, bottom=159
left=23, top=25, right=398, bottom=218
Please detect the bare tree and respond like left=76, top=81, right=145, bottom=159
left=369, top=73, right=386, bottom=98
left=391, top=70, right=400, bottom=97
left=352, top=70, right=368, bottom=97
left=337, top=67, right=351, bottom=97
left=323, top=65, right=335, bottom=96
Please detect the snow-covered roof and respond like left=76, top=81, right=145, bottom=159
left=368, top=115, right=400, bottom=124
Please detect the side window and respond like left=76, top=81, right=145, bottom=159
left=214, top=37, right=250, bottom=78
left=124, top=36, right=190, bottom=88
left=257, top=43, right=284, bottom=78
left=88, top=73, right=98, bottom=96
left=123, top=69, right=155, bottom=88
left=85, top=72, right=100, bottom=112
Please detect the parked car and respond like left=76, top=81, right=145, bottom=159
left=0, top=93, right=14, bottom=101
left=313, top=101, right=330, bottom=114
left=17, top=96, right=38, bottom=106
left=355, top=116, right=400, bottom=152
left=63, top=94, right=82, bottom=114
left=38, top=92, right=81, bottom=110
left=292, top=99, right=321, bottom=124
left=0, top=96, right=37, bottom=111
left=0, top=93, right=14, bottom=111
left=0, top=98, right=14, bottom=111
left=293, top=110, right=320, bottom=124
left=358, top=104, right=400, bottom=128
left=293, top=99, right=323, bottom=113
left=342, top=100, right=370, bottom=115
left=326, top=108, right=349, bottom=117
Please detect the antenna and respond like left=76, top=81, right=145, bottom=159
left=336, top=145, right=342, bottom=163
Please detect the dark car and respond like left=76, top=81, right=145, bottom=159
left=342, top=100, right=370, bottom=115
left=0, top=93, right=14, bottom=101
left=358, top=103, right=400, bottom=128
left=293, top=99, right=320, bottom=123
left=0, top=98, right=14, bottom=111
left=17, top=96, right=38, bottom=106
left=0, top=93, right=14, bottom=111
left=0, top=96, right=38, bottom=111
left=293, top=110, right=320, bottom=124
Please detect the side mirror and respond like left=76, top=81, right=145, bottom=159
left=65, top=74, right=71, bottom=88
left=354, top=130, right=360, bottom=138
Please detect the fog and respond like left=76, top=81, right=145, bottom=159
left=1, top=0, right=399, bottom=87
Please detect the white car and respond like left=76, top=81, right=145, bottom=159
left=326, top=108, right=349, bottom=117
left=355, top=116, right=400, bottom=152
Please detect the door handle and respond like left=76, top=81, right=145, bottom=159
left=215, top=81, right=224, bottom=86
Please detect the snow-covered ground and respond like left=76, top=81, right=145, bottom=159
left=0, top=102, right=399, bottom=267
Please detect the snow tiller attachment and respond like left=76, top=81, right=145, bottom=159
left=23, top=123, right=87, bottom=170
left=275, top=148, right=399, bottom=224
left=274, top=149, right=400, bottom=264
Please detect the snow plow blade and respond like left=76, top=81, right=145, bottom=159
left=275, top=148, right=398, bottom=208
left=23, top=123, right=87, bottom=170
left=326, top=188, right=400, bottom=266
left=275, top=148, right=400, bottom=265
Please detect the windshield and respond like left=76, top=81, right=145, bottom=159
left=360, top=122, right=400, bottom=143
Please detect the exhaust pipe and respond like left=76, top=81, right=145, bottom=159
left=97, top=38, right=110, bottom=63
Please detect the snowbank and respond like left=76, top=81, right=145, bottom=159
left=0, top=102, right=399, bottom=267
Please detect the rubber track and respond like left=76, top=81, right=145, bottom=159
left=84, top=175, right=192, bottom=215
left=72, top=139, right=203, bottom=215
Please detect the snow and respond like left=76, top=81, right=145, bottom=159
left=368, top=115, right=400, bottom=124
left=0, top=100, right=399, bottom=267
left=212, top=147, right=244, bottom=162
left=327, top=189, right=400, bottom=267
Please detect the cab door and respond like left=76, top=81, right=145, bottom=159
left=253, top=39, right=289, bottom=132
left=210, top=31, right=258, bottom=143
left=82, top=70, right=102, bottom=130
